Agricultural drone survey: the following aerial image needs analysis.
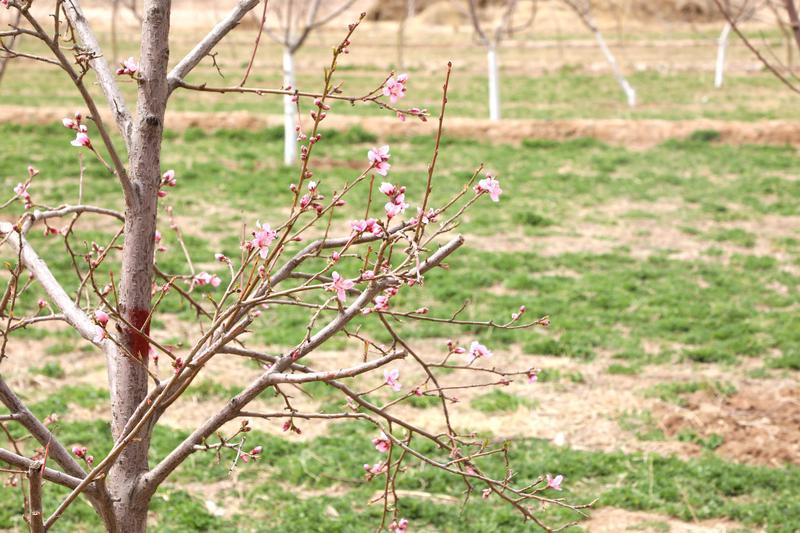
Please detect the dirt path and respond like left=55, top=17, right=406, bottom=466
left=4, top=105, right=800, bottom=148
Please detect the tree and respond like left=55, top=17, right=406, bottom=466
left=712, top=0, right=760, bottom=88
left=262, top=0, right=357, bottom=165
left=714, top=0, right=800, bottom=93
left=0, top=1, right=588, bottom=531
left=0, top=8, right=21, bottom=86
left=562, top=0, right=637, bottom=107
left=463, top=0, right=538, bottom=121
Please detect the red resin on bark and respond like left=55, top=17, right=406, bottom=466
left=126, top=307, right=151, bottom=359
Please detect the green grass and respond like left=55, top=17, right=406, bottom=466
left=2, top=414, right=798, bottom=531
left=1, top=103, right=799, bottom=531
left=470, top=389, right=536, bottom=413
left=31, top=361, right=66, bottom=379
left=644, top=380, right=737, bottom=406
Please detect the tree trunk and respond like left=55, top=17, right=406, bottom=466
left=714, top=22, right=731, bottom=88
left=283, top=47, right=297, bottom=166
left=591, top=26, right=636, bottom=107
left=105, top=0, right=171, bottom=529
left=487, top=45, right=501, bottom=121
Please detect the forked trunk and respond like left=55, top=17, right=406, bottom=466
left=283, top=47, right=297, bottom=165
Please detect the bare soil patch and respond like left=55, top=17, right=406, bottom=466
left=585, top=507, right=750, bottom=532
left=5, top=105, right=800, bottom=149
left=658, top=384, right=800, bottom=467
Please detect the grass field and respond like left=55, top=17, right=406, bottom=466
left=1, top=3, right=799, bottom=531
left=1, top=117, right=798, bottom=531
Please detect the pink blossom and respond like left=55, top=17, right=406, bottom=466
left=368, top=145, right=391, bottom=176
left=527, top=369, right=539, bottom=384
left=373, top=294, right=390, bottom=312
left=361, top=270, right=375, bottom=281
left=384, top=368, right=401, bottom=391
left=474, top=174, right=502, bottom=202
left=546, top=474, right=563, bottom=491
left=154, top=230, right=166, bottom=252
left=194, top=272, right=222, bottom=288
left=372, top=431, right=391, bottom=453
left=467, top=341, right=492, bottom=363
left=384, top=201, right=406, bottom=219
left=414, top=207, right=437, bottom=226
left=92, top=325, right=106, bottom=344
left=379, top=182, right=397, bottom=196
left=94, top=310, right=110, bottom=327
left=71, top=132, right=92, bottom=148
left=250, top=222, right=277, bottom=259
left=161, top=169, right=176, bottom=187
left=71, top=445, right=87, bottom=458
left=389, top=518, right=409, bottom=533
left=330, top=272, right=355, bottom=303
left=363, top=462, right=386, bottom=475
left=350, top=218, right=383, bottom=238
left=383, top=73, right=408, bottom=103
left=14, top=182, right=33, bottom=209
left=482, top=488, right=492, bottom=499
left=512, top=304, right=527, bottom=321
left=215, top=253, right=230, bottom=263
left=384, top=287, right=399, bottom=297
left=116, top=56, right=138, bottom=76
left=37, top=299, right=47, bottom=309
left=447, top=340, right=466, bottom=355
left=62, top=118, right=76, bottom=129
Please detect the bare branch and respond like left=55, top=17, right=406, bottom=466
left=0, top=222, right=104, bottom=345
left=167, top=0, right=261, bottom=93
left=62, top=0, right=134, bottom=147
left=0, top=450, right=84, bottom=491
left=0, top=378, right=89, bottom=482
left=713, top=0, right=800, bottom=93
left=142, top=235, right=465, bottom=494
left=266, top=350, right=406, bottom=384
left=26, top=460, right=45, bottom=533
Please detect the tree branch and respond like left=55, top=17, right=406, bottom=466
left=0, top=378, right=89, bottom=482
left=265, top=349, right=406, bottom=384
left=62, top=0, right=134, bottom=148
left=26, top=460, right=45, bottom=533
left=142, top=235, right=464, bottom=495
left=167, top=0, right=261, bottom=93
left=0, top=449, right=85, bottom=491
left=0, top=222, right=105, bottom=345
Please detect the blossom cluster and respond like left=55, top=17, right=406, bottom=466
left=62, top=112, right=92, bottom=149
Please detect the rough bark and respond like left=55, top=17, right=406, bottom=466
left=106, top=0, right=171, bottom=529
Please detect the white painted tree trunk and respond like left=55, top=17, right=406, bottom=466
left=487, top=46, right=501, bottom=121
left=592, top=27, right=636, bottom=107
left=714, top=23, right=732, bottom=89
left=283, top=47, right=297, bottom=166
